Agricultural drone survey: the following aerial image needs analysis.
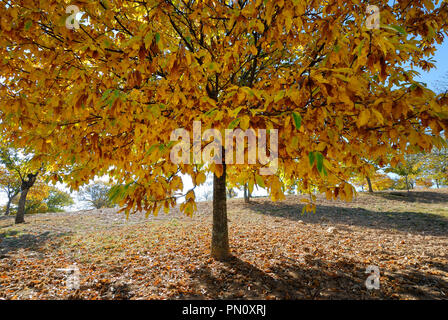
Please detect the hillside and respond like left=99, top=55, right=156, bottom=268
left=1, top=189, right=447, bottom=300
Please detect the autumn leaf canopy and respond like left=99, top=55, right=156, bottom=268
left=1, top=0, right=448, bottom=215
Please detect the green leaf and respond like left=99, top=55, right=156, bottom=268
left=388, top=25, right=407, bottom=35
left=229, top=118, right=240, bottom=129
left=24, top=20, right=32, bottom=31
left=255, top=174, right=265, bottom=188
left=146, top=144, right=159, bottom=155
left=205, top=108, right=217, bottom=117
left=248, top=180, right=254, bottom=194
left=208, top=62, right=218, bottom=71
left=426, top=25, right=435, bottom=39
left=166, top=140, right=176, bottom=149
left=155, top=33, right=161, bottom=43
left=308, top=152, right=315, bottom=167
left=274, top=91, right=285, bottom=103
left=231, top=106, right=244, bottom=117
left=101, top=89, right=113, bottom=101
left=435, top=112, right=448, bottom=120
left=357, top=39, right=365, bottom=56
left=109, top=185, right=122, bottom=202
left=292, top=112, right=302, bottom=130
left=316, top=152, right=324, bottom=173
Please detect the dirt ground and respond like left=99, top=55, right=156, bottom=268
left=0, top=189, right=447, bottom=300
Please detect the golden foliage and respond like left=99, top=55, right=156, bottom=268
left=1, top=0, right=448, bottom=215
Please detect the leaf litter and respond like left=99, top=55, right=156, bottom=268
left=0, top=189, right=447, bottom=300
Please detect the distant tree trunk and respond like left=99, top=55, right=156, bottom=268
left=226, top=188, right=236, bottom=199
left=243, top=183, right=251, bottom=203
left=5, top=200, right=11, bottom=216
left=366, top=176, right=373, bottom=193
left=5, top=191, right=19, bottom=216
left=436, top=180, right=440, bottom=189
left=15, top=173, right=38, bottom=224
left=405, top=175, right=410, bottom=192
left=211, top=164, right=230, bottom=261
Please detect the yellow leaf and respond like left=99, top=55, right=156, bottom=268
left=357, top=109, right=370, bottom=127
left=195, top=172, right=206, bottom=185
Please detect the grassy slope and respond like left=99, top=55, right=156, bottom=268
left=0, top=189, right=447, bottom=300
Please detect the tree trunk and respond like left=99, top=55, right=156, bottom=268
left=211, top=164, right=230, bottom=261
left=243, top=183, right=251, bottom=203
left=366, top=176, right=373, bottom=193
left=15, top=188, right=29, bottom=224
left=5, top=200, right=11, bottom=216
left=15, top=172, right=38, bottom=224
left=405, top=175, right=409, bottom=192
left=5, top=191, right=19, bottom=216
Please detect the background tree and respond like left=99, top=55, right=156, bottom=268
left=226, top=180, right=252, bottom=201
left=45, top=187, right=74, bottom=212
left=361, top=162, right=377, bottom=193
left=415, top=178, right=434, bottom=188
left=0, top=168, right=21, bottom=215
left=12, top=179, right=50, bottom=214
left=1, top=1, right=448, bottom=259
left=422, top=147, right=448, bottom=188
left=198, top=179, right=213, bottom=201
left=8, top=184, right=73, bottom=214
left=365, top=176, right=374, bottom=193
left=386, top=153, right=423, bottom=192
left=226, top=187, right=237, bottom=199
left=369, top=173, right=395, bottom=191
left=243, top=184, right=252, bottom=203
left=391, top=177, right=410, bottom=191
left=351, top=171, right=394, bottom=192
left=0, top=148, right=42, bottom=223
left=79, top=182, right=114, bottom=209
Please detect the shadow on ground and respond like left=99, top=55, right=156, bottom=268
left=183, top=255, right=447, bottom=300
left=373, top=191, right=448, bottom=204
left=0, top=229, right=69, bottom=256
left=240, top=200, right=448, bottom=237
left=0, top=215, right=15, bottom=230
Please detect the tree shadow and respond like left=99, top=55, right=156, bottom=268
left=183, top=255, right=447, bottom=300
left=0, top=215, right=15, bottom=230
left=418, top=260, right=448, bottom=274
left=183, top=255, right=359, bottom=299
left=242, top=200, right=448, bottom=237
left=372, top=191, right=448, bottom=204
left=0, top=230, right=69, bottom=256
left=384, top=266, right=448, bottom=299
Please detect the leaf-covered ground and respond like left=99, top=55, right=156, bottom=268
left=1, top=189, right=447, bottom=300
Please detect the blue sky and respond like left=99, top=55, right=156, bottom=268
left=414, top=42, right=448, bottom=90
